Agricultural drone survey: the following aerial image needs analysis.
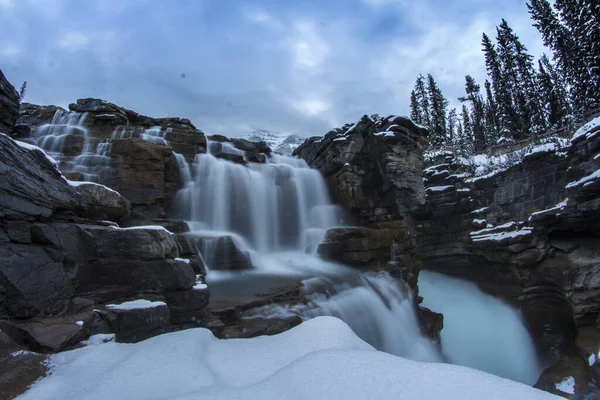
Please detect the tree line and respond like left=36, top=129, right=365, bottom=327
left=409, top=0, right=599, bottom=153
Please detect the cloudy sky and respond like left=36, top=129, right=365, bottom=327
left=0, top=0, right=545, bottom=137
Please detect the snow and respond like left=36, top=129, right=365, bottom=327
left=18, top=317, right=557, bottom=400
left=572, top=116, right=600, bottom=141
left=105, top=299, right=167, bottom=311
left=333, top=137, right=348, bottom=142
left=565, top=169, right=600, bottom=188
left=528, top=198, right=569, bottom=220
left=193, top=282, right=208, bottom=290
left=525, top=143, right=559, bottom=156
left=589, top=353, right=596, bottom=367
left=471, top=207, right=489, bottom=214
left=344, top=163, right=350, bottom=167
left=374, top=131, right=396, bottom=137
left=113, top=225, right=173, bottom=234
left=67, top=180, right=120, bottom=195
left=14, top=139, right=59, bottom=166
left=470, top=222, right=533, bottom=243
left=426, top=185, right=454, bottom=192
left=174, top=257, right=191, bottom=264
left=473, top=219, right=487, bottom=225
left=82, top=334, right=115, bottom=346
left=11, top=350, right=38, bottom=357
left=457, top=188, right=471, bottom=192
left=75, top=321, right=84, bottom=327
left=555, top=376, right=575, bottom=395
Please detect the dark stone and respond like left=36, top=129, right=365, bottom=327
left=100, top=299, right=171, bottom=343
left=194, top=235, right=253, bottom=271
left=0, top=134, right=81, bottom=219
left=4, top=220, right=31, bottom=244
left=74, top=182, right=131, bottom=222
left=165, top=287, right=210, bottom=325
left=0, top=69, right=20, bottom=134
left=0, top=318, right=86, bottom=353
left=0, top=331, right=47, bottom=400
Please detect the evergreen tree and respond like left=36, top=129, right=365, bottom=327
left=528, top=0, right=599, bottom=111
left=409, top=90, right=422, bottom=125
left=484, top=80, right=500, bottom=141
left=537, top=54, right=571, bottom=126
left=447, top=108, right=458, bottom=144
left=413, top=75, right=431, bottom=128
left=427, top=74, right=448, bottom=146
left=459, top=75, right=486, bottom=151
left=497, top=20, right=532, bottom=139
left=458, top=105, right=474, bottom=155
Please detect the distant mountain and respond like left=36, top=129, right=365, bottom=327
left=245, top=129, right=306, bottom=155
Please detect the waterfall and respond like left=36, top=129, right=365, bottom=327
left=171, top=138, right=541, bottom=384
left=32, top=110, right=112, bottom=182
left=419, top=270, right=543, bottom=385
left=177, top=141, right=345, bottom=254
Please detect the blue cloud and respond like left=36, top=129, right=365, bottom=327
left=0, top=0, right=544, bottom=136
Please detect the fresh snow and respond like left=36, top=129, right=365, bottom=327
left=18, top=317, right=557, bottom=400
left=333, top=137, right=348, bottom=142
left=67, top=180, right=120, bottom=195
left=525, top=143, right=559, bottom=156
left=174, top=257, right=191, bottom=264
left=473, top=219, right=487, bottom=225
left=528, top=198, right=569, bottom=220
left=572, top=116, right=600, bottom=141
left=426, top=185, right=454, bottom=192
left=374, top=131, right=396, bottom=137
left=14, top=139, right=59, bottom=166
left=11, top=350, right=38, bottom=357
left=75, top=321, right=84, bottom=327
left=555, top=376, right=575, bottom=395
left=81, top=334, right=115, bottom=346
left=589, top=353, right=596, bottom=367
left=471, top=207, right=489, bottom=214
left=105, top=299, right=167, bottom=311
left=114, top=225, right=173, bottom=234
left=566, top=169, right=600, bottom=189
left=470, top=222, right=533, bottom=243
left=193, top=282, right=208, bottom=290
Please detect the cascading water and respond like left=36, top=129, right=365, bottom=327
left=32, top=110, right=113, bottom=182
left=419, top=270, right=543, bottom=384
left=172, top=139, right=542, bottom=385
left=177, top=140, right=345, bottom=254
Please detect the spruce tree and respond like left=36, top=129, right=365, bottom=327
left=497, top=20, right=530, bottom=139
left=414, top=75, right=431, bottom=128
left=537, top=54, right=571, bottom=126
left=484, top=80, right=500, bottom=141
left=459, top=105, right=474, bottom=155
left=427, top=74, right=448, bottom=146
left=460, top=75, right=486, bottom=151
left=410, top=90, right=422, bottom=125
left=447, top=108, right=458, bottom=144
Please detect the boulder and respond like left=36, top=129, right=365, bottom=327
left=195, top=235, right=253, bottom=271
left=16, top=103, right=64, bottom=127
left=0, top=69, right=20, bottom=134
left=0, top=134, right=81, bottom=219
left=99, top=299, right=171, bottom=343
left=0, top=318, right=86, bottom=353
left=0, top=331, right=47, bottom=400
left=73, top=181, right=131, bottom=221
left=535, top=356, right=591, bottom=398
left=165, top=285, right=210, bottom=325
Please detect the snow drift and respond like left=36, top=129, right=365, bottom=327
left=18, top=317, right=558, bottom=400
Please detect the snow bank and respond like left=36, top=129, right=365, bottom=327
left=105, top=299, right=167, bottom=311
left=572, top=117, right=600, bottom=142
left=14, top=139, right=59, bottom=166
left=18, top=317, right=557, bottom=400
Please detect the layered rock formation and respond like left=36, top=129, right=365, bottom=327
left=0, top=133, right=216, bottom=363
left=0, top=70, right=19, bottom=134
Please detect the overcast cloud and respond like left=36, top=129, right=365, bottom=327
left=0, top=0, right=545, bottom=137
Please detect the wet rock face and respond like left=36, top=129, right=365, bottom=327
left=295, top=115, right=428, bottom=225
left=0, top=69, right=20, bottom=134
